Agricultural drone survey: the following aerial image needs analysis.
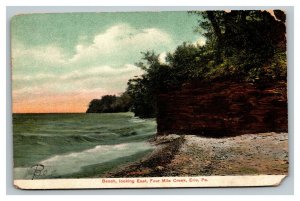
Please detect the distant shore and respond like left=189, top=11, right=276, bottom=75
left=104, top=132, right=288, bottom=177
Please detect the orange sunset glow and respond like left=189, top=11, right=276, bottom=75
left=12, top=92, right=109, bottom=113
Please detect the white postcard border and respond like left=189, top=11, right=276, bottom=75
left=14, top=175, right=286, bottom=189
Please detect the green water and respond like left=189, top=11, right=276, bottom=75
left=13, top=112, right=156, bottom=179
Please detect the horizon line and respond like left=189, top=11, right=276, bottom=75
left=12, top=112, right=134, bottom=114
left=12, top=112, right=87, bottom=114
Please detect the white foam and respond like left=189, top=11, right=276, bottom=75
left=129, top=117, right=146, bottom=123
left=18, top=142, right=153, bottom=178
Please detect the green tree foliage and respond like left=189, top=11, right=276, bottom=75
left=166, top=42, right=214, bottom=82
left=86, top=93, right=132, bottom=113
left=126, top=52, right=171, bottom=118
left=91, top=10, right=287, bottom=118
left=126, top=76, right=156, bottom=118
left=192, top=10, right=287, bottom=81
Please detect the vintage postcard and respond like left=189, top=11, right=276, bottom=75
left=12, top=10, right=288, bottom=189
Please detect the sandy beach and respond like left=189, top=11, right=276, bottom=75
left=106, top=132, right=288, bottom=177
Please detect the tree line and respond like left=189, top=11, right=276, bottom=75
left=87, top=10, right=287, bottom=118
left=86, top=93, right=132, bottom=113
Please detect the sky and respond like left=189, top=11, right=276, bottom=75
left=11, top=11, right=205, bottom=113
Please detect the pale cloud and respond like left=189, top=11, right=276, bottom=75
left=12, top=42, right=67, bottom=66
left=13, top=64, right=143, bottom=83
left=158, top=52, right=167, bottom=64
left=194, top=37, right=206, bottom=47
left=13, top=63, right=144, bottom=101
left=12, top=24, right=173, bottom=69
left=13, top=73, right=56, bottom=81
left=60, top=64, right=142, bottom=80
left=68, top=24, right=173, bottom=65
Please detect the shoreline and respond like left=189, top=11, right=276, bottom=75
left=104, top=135, right=185, bottom=178
left=105, top=132, right=288, bottom=177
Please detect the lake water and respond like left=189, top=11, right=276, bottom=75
left=13, top=113, right=156, bottom=179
